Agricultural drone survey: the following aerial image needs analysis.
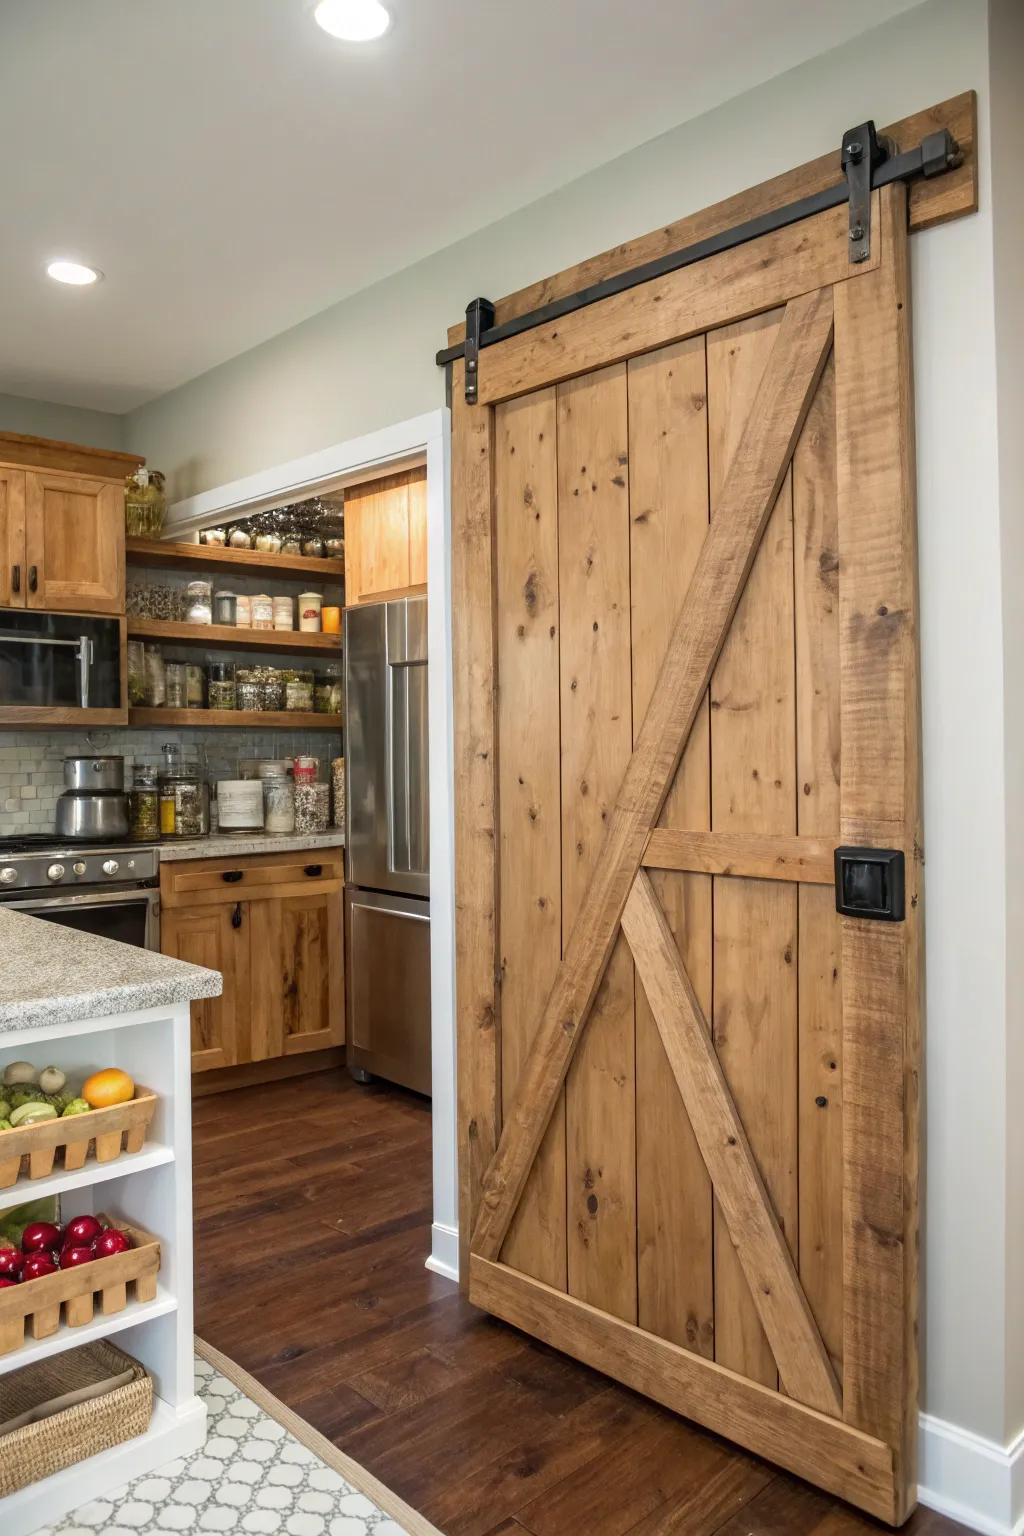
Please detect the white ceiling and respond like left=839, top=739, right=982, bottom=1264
left=0, top=0, right=918, bottom=415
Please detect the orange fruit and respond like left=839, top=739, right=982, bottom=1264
left=82, top=1068, right=135, bottom=1109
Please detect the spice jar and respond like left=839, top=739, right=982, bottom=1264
left=281, top=533, right=303, bottom=555
left=315, top=664, right=343, bottom=715
left=302, top=535, right=325, bottom=558
left=273, top=595, right=294, bottom=631
left=158, top=746, right=209, bottom=839
left=201, top=527, right=227, bottom=546
left=208, top=662, right=236, bottom=710
left=260, top=669, right=285, bottom=711
left=165, top=661, right=188, bottom=708
left=255, top=531, right=283, bottom=553
left=251, top=593, right=274, bottom=630
left=228, top=526, right=252, bottom=549
left=235, top=594, right=252, bottom=628
left=331, top=757, right=346, bottom=829
left=293, top=755, right=319, bottom=783
left=185, top=579, right=212, bottom=625
left=236, top=668, right=262, bottom=711
left=127, top=640, right=146, bottom=706
left=186, top=663, right=206, bottom=708
left=284, top=669, right=314, bottom=711
left=129, top=764, right=160, bottom=842
left=144, top=644, right=166, bottom=706
left=295, top=781, right=329, bottom=834
left=298, top=592, right=323, bottom=632
left=213, top=590, right=237, bottom=625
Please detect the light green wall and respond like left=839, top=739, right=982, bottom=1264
left=0, top=392, right=124, bottom=451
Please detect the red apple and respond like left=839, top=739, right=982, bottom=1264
left=61, top=1215, right=103, bottom=1249
left=22, top=1251, right=58, bottom=1281
left=22, top=1221, right=62, bottom=1253
left=0, top=1249, right=24, bottom=1279
left=0, top=1277, right=18, bottom=1288
left=59, top=1246, right=95, bottom=1269
left=92, top=1228, right=131, bottom=1259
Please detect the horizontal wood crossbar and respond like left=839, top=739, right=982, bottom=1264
left=470, top=1257, right=897, bottom=1523
left=643, top=829, right=835, bottom=883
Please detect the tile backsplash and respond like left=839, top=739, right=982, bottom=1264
left=0, top=727, right=342, bottom=835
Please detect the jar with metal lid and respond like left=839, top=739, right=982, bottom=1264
left=213, top=590, right=237, bottom=625
left=158, top=745, right=209, bottom=838
left=272, top=595, right=294, bottom=631
left=293, top=754, right=319, bottom=784
left=284, top=669, right=314, bottom=711
left=236, top=667, right=262, bottom=711
left=251, top=594, right=274, bottom=630
left=235, top=594, right=252, bottom=628
left=165, top=661, right=188, bottom=709
left=208, top=662, right=236, bottom=710
left=261, top=764, right=296, bottom=835
left=314, top=664, right=343, bottom=715
left=186, top=663, right=205, bottom=708
left=260, top=669, right=285, bottom=711
left=228, top=526, right=252, bottom=549
left=254, top=531, right=283, bottom=554
left=127, top=640, right=146, bottom=706
left=185, top=579, right=212, bottom=625
left=124, top=467, right=166, bottom=537
left=129, top=763, right=160, bottom=841
left=281, top=533, right=303, bottom=555
left=144, top=644, right=166, bottom=706
left=302, top=534, right=325, bottom=558
left=295, top=781, right=329, bottom=834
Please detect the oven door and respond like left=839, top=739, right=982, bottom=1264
left=4, top=887, right=160, bottom=951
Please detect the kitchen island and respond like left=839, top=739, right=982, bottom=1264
left=0, top=910, right=221, bottom=1536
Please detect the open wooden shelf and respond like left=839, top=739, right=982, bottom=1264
left=127, top=618, right=341, bottom=654
left=126, top=537, right=344, bottom=580
left=128, top=708, right=341, bottom=730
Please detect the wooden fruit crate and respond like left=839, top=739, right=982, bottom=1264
left=0, top=1219, right=160, bottom=1356
left=0, top=1089, right=158, bottom=1190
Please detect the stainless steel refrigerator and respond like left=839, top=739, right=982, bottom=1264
left=343, top=595, right=431, bottom=1095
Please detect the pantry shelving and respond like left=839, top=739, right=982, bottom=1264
left=0, top=1285, right=177, bottom=1377
left=0, top=1143, right=175, bottom=1208
left=126, top=536, right=344, bottom=581
left=127, top=618, right=341, bottom=653
left=128, top=707, right=342, bottom=729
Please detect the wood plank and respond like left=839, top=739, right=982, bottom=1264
left=557, top=363, right=637, bottom=1322
left=343, top=469, right=413, bottom=603
left=128, top=708, right=341, bottom=729
left=125, top=536, right=345, bottom=580
left=834, top=183, right=922, bottom=1521
left=0, top=430, right=144, bottom=477
left=469, top=1256, right=897, bottom=1523
left=494, top=387, right=566, bottom=1287
left=627, top=335, right=713, bottom=1354
left=451, top=358, right=502, bottom=1282
left=643, top=829, right=833, bottom=884
left=446, top=93, right=976, bottom=348
left=471, top=289, right=834, bottom=1264
left=707, top=307, right=798, bottom=1390
left=792, top=353, right=844, bottom=1375
left=621, top=872, right=841, bottom=1416
left=476, top=202, right=869, bottom=405
left=408, top=465, right=428, bottom=586
left=126, top=618, right=342, bottom=653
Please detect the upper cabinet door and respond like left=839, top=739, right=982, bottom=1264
left=0, top=467, right=27, bottom=608
left=24, top=471, right=124, bottom=614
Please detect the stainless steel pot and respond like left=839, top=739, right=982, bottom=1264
left=54, top=790, right=130, bottom=841
left=63, top=755, right=125, bottom=793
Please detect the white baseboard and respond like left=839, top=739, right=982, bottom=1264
left=425, top=1221, right=460, bottom=1282
left=918, top=1413, right=1024, bottom=1535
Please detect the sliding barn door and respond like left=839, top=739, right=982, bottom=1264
left=452, top=185, right=921, bottom=1526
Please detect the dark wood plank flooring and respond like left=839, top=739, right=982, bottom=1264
left=193, top=1071, right=966, bottom=1536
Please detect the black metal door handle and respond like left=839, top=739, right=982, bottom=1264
left=304, top=864, right=323, bottom=877
left=11, top=565, right=19, bottom=594
left=222, top=870, right=244, bottom=883
left=231, top=902, right=243, bottom=929
left=28, top=565, right=38, bottom=593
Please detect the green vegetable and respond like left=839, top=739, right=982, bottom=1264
left=0, top=1120, right=11, bottom=1133
left=62, top=1098, right=91, bottom=1118
left=9, top=1101, right=57, bottom=1127
left=0, top=1101, right=9, bottom=1122
left=7, top=1086, right=45, bottom=1110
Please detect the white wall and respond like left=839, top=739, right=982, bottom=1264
left=0, top=391, right=124, bottom=450
left=120, top=0, right=1020, bottom=1516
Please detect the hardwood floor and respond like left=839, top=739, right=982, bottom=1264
left=193, top=1071, right=967, bottom=1536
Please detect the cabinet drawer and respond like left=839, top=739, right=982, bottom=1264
left=161, top=850, right=343, bottom=907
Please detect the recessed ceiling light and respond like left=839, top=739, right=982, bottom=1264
left=46, top=259, right=102, bottom=286
left=314, top=0, right=390, bottom=42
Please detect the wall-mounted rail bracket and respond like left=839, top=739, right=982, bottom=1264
left=841, top=121, right=891, bottom=264
left=464, top=297, right=495, bottom=405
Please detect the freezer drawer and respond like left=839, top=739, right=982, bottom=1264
left=346, top=887, right=431, bottom=1096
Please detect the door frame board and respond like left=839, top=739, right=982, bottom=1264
left=167, top=408, right=460, bottom=1282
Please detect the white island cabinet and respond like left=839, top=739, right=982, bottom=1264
left=0, top=909, right=221, bottom=1536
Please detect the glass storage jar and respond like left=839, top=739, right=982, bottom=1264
left=185, top=580, right=212, bottom=625
left=129, top=764, right=160, bottom=841
left=213, top=590, right=237, bottom=625
left=186, top=663, right=206, bottom=708
left=294, top=780, right=329, bottom=834
left=143, top=644, right=166, bottom=706
left=200, top=526, right=227, bottom=546
left=260, top=669, right=285, bottom=711
left=127, top=640, right=146, bottom=706
left=284, top=669, right=314, bottom=711
left=208, top=662, right=236, bottom=710
left=124, top=468, right=166, bottom=537
left=315, top=664, right=343, bottom=715
left=251, top=594, right=274, bottom=630
left=165, top=661, right=188, bottom=709
left=158, top=745, right=209, bottom=838
left=261, top=766, right=295, bottom=835
left=228, top=526, right=252, bottom=549
left=235, top=668, right=262, bottom=711
left=331, top=756, right=346, bottom=829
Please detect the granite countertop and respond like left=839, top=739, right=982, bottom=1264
left=0, top=909, right=222, bottom=1033
left=158, top=830, right=345, bottom=862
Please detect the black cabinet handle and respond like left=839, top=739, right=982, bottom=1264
left=11, top=565, right=19, bottom=594
left=304, top=864, right=323, bottom=877
left=28, top=565, right=38, bottom=593
left=222, top=870, right=244, bottom=883
left=231, top=902, right=243, bottom=929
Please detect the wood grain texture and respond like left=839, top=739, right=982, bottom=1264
left=451, top=359, right=502, bottom=1281
left=0, top=431, right=143, bottom=477
left=0, top=466, right=26, bottom=609
left=627, top=335, right=713, bottom=1354
left=476, top=203, right=866, bottom=406
left=622, top=872, right=841, bottom=1416
left=470, top=288, right=834, bottom=1265
left=556, top=364, right=637, bottom=1322
left=469, top=1256, right=896, bottom=1522
left=446, top=93, right=976, bottom=348
left=494, top=387, right=566, bottom=1287
left=643, top=829, right=833, bottom=884
left=834, top=184, right=922, bottom=1522
left=408, top=465, right=428, bottom=587
left=24, top=471, right=124, bottom=615
left=125, top=536, right=345, bottom=582
left=344, top=470, right=413, bottom=604
left=707, top=307, right=798, bottom=1389
left=161, top=902, right=246, bottom=1072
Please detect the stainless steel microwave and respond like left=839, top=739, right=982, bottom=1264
left=0, top=612, right=122, bottom=709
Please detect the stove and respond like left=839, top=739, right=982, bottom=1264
left=0, top=837, right=161, bottom=950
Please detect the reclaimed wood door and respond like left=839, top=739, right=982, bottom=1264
left=452, top=185, right=922, bottom=1525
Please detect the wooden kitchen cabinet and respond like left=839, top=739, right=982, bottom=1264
left=344, top=464, right=427, bottom=604
left=160, top=848, right=344, bottom=1075
left=0, top=467, right=26, bottom=609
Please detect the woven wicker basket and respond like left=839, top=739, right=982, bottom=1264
left=0, top=1339, right=153, bottom=1496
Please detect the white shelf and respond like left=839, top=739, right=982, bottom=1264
left=5, top=1392, right=207, bottom=1536
left=0, top=1143, right=175, bottom=1206
left=0, top=1285, right=178, bottom=1377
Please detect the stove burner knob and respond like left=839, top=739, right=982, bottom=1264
left=102, top=859, right=120, bottom=877
left=73, top=861, right=87, bottom=876
left=0, top=867, right=17, bottom=886
left=47, top=863, right=66, bottom=883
